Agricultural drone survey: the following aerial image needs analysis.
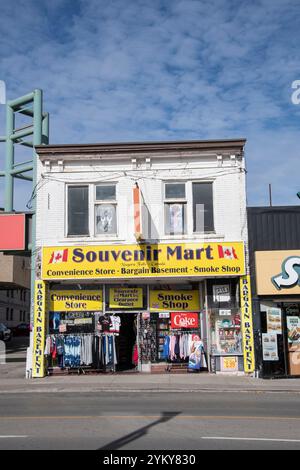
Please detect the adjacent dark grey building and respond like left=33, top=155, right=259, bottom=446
left=248, top=206, right=300, bottom=378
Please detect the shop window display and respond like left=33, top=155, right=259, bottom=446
left=150, top=312, right=208, bottom=371
left=210, top=310, right=242, bottom=355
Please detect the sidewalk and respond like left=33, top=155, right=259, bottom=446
left=1, top=372, right=300, bottom=394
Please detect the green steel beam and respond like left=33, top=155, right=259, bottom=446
left=13, top=159, right=33, bottom=168
left=15, top=174, right=33, bottom=182
left=18, top=107, right=34, bottom=117
left=14, top=160, right=32, bottom=168
left=8, top=91, right=35, bottom=109
left=4, top=105, right=15, bottom=211
left=17, top=140, right=33, bottom=148
left=11, top=126, right=33, bottom=141
left=10, top=163, right=33, bottom=175
left=42, top=112, right=49, bottom=145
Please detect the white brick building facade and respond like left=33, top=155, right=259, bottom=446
left=33, top=140, right=254, bottom=377
left=36, top=141, right=248, bottom=247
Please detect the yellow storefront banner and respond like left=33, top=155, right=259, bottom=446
left=150, top=290, right=200, bottom=312
left=42, top=242, right=245, bottom=280
left=240, top=275, right=255, bottom=374
left=109, top=287, right=143, bottom=308
left=32, top=280, right=47, bottom=378
left=49, top=290, right=103, bottom=312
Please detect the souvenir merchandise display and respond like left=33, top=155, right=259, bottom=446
left=188, top=335, right=207, bottom=371
left=157, top=317, right=170, bottom=360
left=45, top=312, right=121, bottom=374
left=139, top=316, right=157, bottom=362
left=45, top=333, right=118, bottom=372
left=152, top=313, right=207, bottom=371
left=162, top=332, right=207, bottom=367
left=210, top=311, right=242, bottom=355
left=49, top=311, right=95, bottom=334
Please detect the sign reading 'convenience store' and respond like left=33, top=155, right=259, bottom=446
left=42, top=242, right=245, bottom=280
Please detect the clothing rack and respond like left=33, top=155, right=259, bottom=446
left=45, top=332, right=118, bottom=375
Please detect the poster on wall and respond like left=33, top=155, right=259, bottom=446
left=287, top=317, right=300, bottom=344
left=266, top=307, right=282, bottom=334
left=262, top=333, right=279, bottom=361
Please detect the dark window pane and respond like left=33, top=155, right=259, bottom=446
left=165, top=183, right=186, bottom=199
left=68, top=186, right=89, bottom=236
left=96, top=185, right=116, bottom=201
left=165, top=203, right=187, bottom=235
left=193, top=183, right=214, bottom=232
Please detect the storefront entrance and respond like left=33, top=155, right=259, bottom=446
left=116, top=313, right=137, bottom=372
left=260, top=302, right=300, bottom=378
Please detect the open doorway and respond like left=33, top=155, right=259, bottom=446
left=116, top=313, right=137, bottom=372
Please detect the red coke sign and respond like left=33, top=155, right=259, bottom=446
left=171, top=313, right=199, bottom=329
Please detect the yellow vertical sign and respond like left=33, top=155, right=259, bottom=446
left=32, top=280, right=47, bottom=378
left=240, top=275, right=255, bottom=374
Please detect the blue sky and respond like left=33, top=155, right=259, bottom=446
left=0, top=0, right=300, bottom=209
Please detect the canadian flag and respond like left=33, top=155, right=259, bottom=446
left=218, top=245, right=238, bottom=260
left=48, top=249, right=69, bottom=264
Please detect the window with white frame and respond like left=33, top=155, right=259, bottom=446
left=192, top=182, right=214, bottom=232
left=95, top=184, right=117, bottom=235
left=67, top=185, right=89, bottom=236
left=164, top=182, right=187, bottom=235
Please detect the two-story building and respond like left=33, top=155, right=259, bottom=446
left=31, top=139, right=255, bottom=378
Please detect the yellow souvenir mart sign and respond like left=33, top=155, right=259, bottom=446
left=42, top=242, right=245, bottom=280
left=240, top=275, right=255, bottom=374
left=150, top=290, right=200, bottom=312
left=109, top=287, right=143, bottom=309
left=32, top=280, right=47, bottom=378
left=49, top=290, right=103, bottom=312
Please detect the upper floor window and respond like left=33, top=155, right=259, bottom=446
left=67, top=186, right=89, bottom=236
left=192, top=182, right=214, bottom=232
left=164, top=183, right=187, bottom=235
left=95, top=184, right=117, bottom=235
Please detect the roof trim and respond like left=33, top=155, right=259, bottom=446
left=36, top=138, right=246, bottom=157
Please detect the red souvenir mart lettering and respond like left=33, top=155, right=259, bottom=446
left=171, top=313, right=199, bottom=329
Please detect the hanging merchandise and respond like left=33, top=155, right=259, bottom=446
left=161, top=332, right=207, bottom=371
left=44, top=332, right=118, bottom=374
left=188, top=335, right=207, bottom=371
left=139, top=316, right=157, bottom=363
left=132, top=343, right=139, bottom=366
left=110, top=315, right=121, bottom=335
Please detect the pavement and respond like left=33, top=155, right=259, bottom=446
left=2, top=336, right=300, bottom=394
left=1, top=390, right=300, bottom=450
left=2, top=368, right=300, bottom=394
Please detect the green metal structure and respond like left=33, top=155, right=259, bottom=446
left=0, top=89, right=49, bottom=324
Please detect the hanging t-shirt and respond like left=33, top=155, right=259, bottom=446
left=110, top=316, right=121, bottom=335
left=99, top=314, right=111, bottom=333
